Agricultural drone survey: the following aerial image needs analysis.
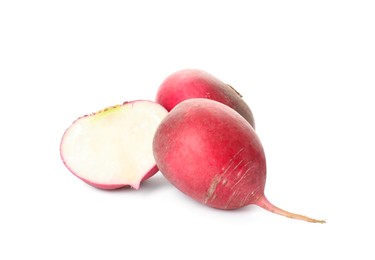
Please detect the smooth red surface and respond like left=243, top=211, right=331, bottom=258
left=153, top=98, right=266, bottom=209
left=156, top=69, right=255, bottom=129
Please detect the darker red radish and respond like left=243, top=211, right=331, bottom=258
left=156, top=69, right=255, bottom=128
left=153, top=98, right=325, bottom=223
left=60, top=100, right=168, bottom=190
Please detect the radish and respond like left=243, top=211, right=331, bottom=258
left=156, top=69, right=255, bottom=128
left=153, top=98, right=325, bottom=223
left=60, top=100, right=168, bottom=190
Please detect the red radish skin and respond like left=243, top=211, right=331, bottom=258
left=153, top=98, right=325, bottom=223
left=156, top=69, right=255, bottom=128
left=60, top=100, right=168, bottom=190
left=68, top=164, right=159, bottom=190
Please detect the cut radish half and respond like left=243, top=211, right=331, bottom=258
left=60, top=100, right=168, bottom=190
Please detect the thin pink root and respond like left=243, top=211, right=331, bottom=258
left=255, top=195, right=326, bottom=223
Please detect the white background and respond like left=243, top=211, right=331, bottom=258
left=1, top=0, right=374, bottom=259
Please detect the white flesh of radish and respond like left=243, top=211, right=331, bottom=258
left=60, top=101, right=168, bottom=189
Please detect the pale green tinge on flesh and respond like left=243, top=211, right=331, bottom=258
left=60, top=101, right=167, bottom=189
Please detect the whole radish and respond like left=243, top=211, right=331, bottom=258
left=153, top=98, right=325, bottom=223
left=156, top=69, right=255, bottom=128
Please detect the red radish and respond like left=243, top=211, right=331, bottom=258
left=60, top=100, right=168, bottom=190
left=156, top=69, right=255, bottom=128
left=153, top=98, right=325, bottom=223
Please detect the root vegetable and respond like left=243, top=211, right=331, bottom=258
left=156, top=69, right=255, bottom=128
left=60, top=100, right=168, bottom=189
left=153, top=98, right=325, bottom=223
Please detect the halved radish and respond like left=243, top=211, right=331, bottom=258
left=60, top=100, right=168, bottom=189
